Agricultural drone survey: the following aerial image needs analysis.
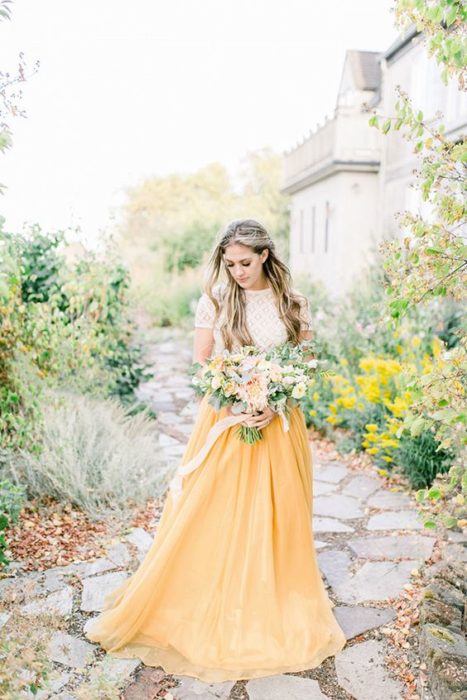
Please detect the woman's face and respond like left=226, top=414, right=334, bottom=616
left=223, top=243, right=269, bottom=290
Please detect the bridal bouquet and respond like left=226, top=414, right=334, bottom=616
left=189, top=340, right=325, bottom=444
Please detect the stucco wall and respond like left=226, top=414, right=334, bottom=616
left=289, top=170, right=380, bottom=297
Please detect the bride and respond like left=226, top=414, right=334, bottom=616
left=85, top=218, right=347, bottom=682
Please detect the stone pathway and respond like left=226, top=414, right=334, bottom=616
left=0, top=328, right=447, bottom=699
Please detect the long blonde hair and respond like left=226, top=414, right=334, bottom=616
left=203, top=218, right=307, bottom=351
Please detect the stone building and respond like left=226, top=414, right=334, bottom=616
left=282, top=26, right=467, bottom=297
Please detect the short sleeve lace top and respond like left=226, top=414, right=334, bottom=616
left=194, top=282, right=313, bottom=355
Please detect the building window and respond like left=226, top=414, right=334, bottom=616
left=299, top=209, right=305, bottom=253
left=311, top=205, right=316, bottom=253
left=324, top=200, right=330, bottom=253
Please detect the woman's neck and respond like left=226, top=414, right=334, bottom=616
left=244, top=276, right=270, bottom=291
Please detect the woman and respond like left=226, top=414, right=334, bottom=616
left=84, top=218, right=347, bottom=682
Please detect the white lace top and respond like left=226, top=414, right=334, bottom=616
left=194, top=282, right=313, bottom=355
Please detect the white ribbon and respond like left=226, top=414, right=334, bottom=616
left=168, top=412, right=247, bottom=504
left=277, top=406, right=290, bottom=433
left=168, top=403, right=290, bottom=505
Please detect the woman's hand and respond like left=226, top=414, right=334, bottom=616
left=225, top=405, right=276, bottom=429
left=240, top=406, right=276, bottom=429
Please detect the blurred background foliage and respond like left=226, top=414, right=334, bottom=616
left=116, top=148, right=290, bottom=326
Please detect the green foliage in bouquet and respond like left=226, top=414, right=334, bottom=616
left=188, top=340, right=329, bottom=444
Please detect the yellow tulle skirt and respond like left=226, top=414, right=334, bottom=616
left=84, top=395, right=347, bottom=682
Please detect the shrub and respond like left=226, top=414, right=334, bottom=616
left=0, top=620, right=56, bottom=699
left=302, top=375, right=336, bottom=433
left=162, top=221, right=218, bottom=273
left=0, top=225, right=152, bottom=451
left=396, top=431, right=454, bottom=489
left=0, top=231, right=41, bottom=450
left=144, top=265, right=203, bottom=327
left=19, top=225, right=66, bottom=305
left=5, top=392, right=171, bottom=519
left=0, top=478, right=26, bottom=566
left=415, top=465, right=467, bottom=530
left=300, top=264, right=461, bottom=489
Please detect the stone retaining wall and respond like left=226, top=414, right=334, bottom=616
left=418, top=550, right=467, bottom=699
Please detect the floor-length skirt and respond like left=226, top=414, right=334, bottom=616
left=84, top=395, right=347, bottom=682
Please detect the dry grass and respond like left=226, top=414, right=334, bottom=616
left=6, top=391, right=171, bottom=520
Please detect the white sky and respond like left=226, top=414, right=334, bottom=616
left=0, top=0, right=399, bottom=244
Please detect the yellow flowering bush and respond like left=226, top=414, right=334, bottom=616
left=304, top=332, right=457, bottom=485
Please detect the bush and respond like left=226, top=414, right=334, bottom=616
left=396, top=431, right=454, bottom=489
left=0, top=225, right=152, bottom=450
left=144, top=265, right=203, bottom=327
left=415, top=465, right=467, bottom=530
left=299, top=263, right=461, bottom=488
left=0, top=620, right=56, bottom=699
left=0, top=478, right=26, bottom=567
left=19, top=225, right=66, bottom=305
left=162, top=221, right=218, bottom=273
left=5, top=392, right=171, bottom=520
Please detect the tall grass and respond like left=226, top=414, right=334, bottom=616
left=5, top=392, right=172, bottom=519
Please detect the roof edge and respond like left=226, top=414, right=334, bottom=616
left=382, top=23, right=420, bottom=61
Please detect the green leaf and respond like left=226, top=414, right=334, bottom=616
left=431, top=408, right=458, bottom=421
left=427, top=5, right=443, bottom=23
left=442, top=516, right=458, bottom=528
left=423, top=520, right=437, bottom=530
left=451, top=49, right=463, bottom=68
left=434, top=286, right=447, bottom=296
left=445, top=5, right=458, bottom=27
left=410, top=415, right=427, bottom=437
left=382, top=118, right=392, bottom=134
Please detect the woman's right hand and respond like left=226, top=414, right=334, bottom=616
left=225, top=404, right=249, bottom=424
left=225, top=404, right=261, bottom=427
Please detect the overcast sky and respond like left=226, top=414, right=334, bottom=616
left=0, top=0, right=398, bottom=243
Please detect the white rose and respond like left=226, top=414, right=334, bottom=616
left=292, top=382, right=306, bottom=399
left=211, top=375, right=222, bottom=390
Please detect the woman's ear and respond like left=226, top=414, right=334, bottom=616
left=261, top=249, right=269, bottom=263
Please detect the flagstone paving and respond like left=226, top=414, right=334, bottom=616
left=1, top=328, right=449, bottom=699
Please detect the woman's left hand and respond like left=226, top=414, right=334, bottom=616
left=243, top=406, right=276, bottom=429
